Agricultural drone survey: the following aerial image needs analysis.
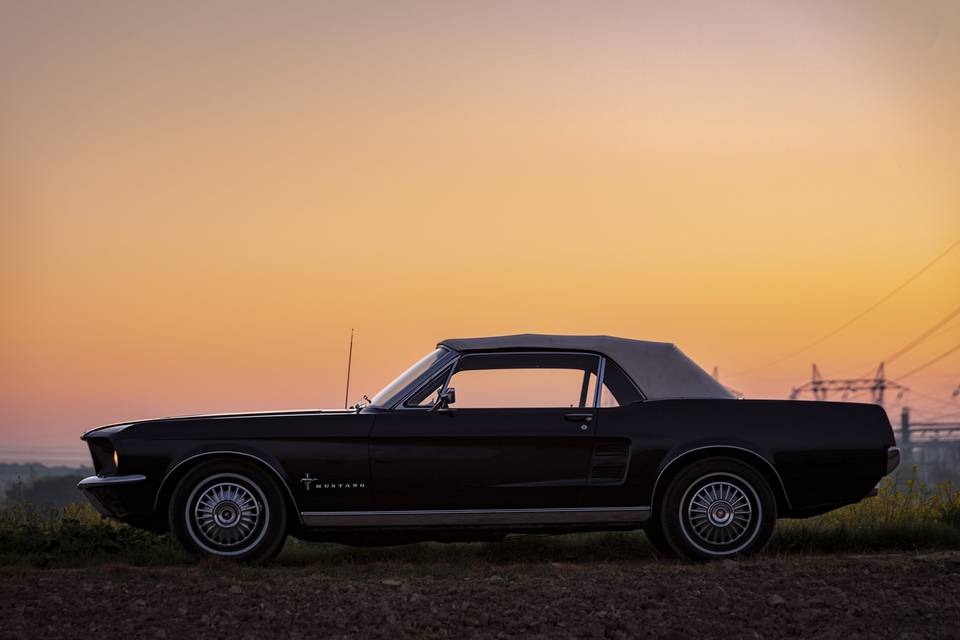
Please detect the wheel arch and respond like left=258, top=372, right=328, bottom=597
left=650, top=445, right=791, bottom=515
left=153, top=451, right=302, bottom=526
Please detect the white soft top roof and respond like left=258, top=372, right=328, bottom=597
left=438, top=334, right=734, bottom=401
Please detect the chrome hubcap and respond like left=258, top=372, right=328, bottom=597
left=194, top=482, right=260, bottom=547
left=687, top=480, right=752, bottom=546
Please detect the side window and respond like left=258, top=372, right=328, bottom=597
left=446, top=352, right=600, bottom=409
left=599, top=359, right=643, bottom=407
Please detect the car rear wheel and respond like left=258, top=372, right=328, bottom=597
left=169, top=460, right=288, bottom=562
left=657, top=457, right=776, bottom=561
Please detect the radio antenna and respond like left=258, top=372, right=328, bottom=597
left=344, top=328, right=354, bottom=409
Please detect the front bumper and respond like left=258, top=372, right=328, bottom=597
left=77, top=474, right=147, bottom=518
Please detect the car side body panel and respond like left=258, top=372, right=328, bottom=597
left=77, top=338, right=897, bottom=541
left=369, top=407, right=598, bottom=510
left=82, top=396, right=893, bottom=532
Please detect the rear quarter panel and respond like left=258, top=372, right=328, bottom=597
left=595, top=399, right=895, bottom=514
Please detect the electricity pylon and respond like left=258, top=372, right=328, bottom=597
left=789, top=362, right=909, bottom=406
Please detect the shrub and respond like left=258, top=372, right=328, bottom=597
left=0, top=501, right=181, bottom=567
left=770, top=467, right=960, bottom=553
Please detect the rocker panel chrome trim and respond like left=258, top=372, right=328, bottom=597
left=300, top=506, right=650, bottom=527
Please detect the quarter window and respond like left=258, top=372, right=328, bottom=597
left=598, top=359, right=644, bottom=406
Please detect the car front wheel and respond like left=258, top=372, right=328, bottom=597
left=657, top=457, right=776, bottom=561
left=168, top=460, right=288, bottom=562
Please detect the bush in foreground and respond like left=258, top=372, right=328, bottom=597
left=0, top=502, right=180, bottom=567
left=769, top=469, right=960, bottom=554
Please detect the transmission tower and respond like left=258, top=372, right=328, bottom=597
left=789, top=362, right=909, bottom=406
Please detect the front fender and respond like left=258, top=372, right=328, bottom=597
left=151, top=447, right=303, bottom=525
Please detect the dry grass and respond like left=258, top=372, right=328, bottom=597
left=769, top=467, right=960, bottom=553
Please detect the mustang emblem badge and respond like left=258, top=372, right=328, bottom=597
left=300, top=473, right=316, bottom=491
left=300, top=473, right=366, bottom=491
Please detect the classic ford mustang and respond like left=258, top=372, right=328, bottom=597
left=79, top=334, right=900, bottom=561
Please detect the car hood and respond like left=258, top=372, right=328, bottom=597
left=81, top=408, right=357, bottom=439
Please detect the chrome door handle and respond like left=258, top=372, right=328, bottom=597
left=564, top=413, right=593, bottom=422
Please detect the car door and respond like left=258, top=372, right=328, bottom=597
left=369, top=351, right=601, bottom=511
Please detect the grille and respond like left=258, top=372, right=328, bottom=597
left=86, top=437, right=115, bottom=476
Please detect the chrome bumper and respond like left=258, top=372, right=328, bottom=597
left=886, top=446, right=901, bottom=475
left=78, top=474, right=147, bottom=488
left=77, top=474, right=147, bottom=518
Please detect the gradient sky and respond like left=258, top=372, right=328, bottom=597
left=2, top=1, right=959, bottom=447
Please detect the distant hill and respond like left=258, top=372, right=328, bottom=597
left=0, top=463, right=93, bottom=507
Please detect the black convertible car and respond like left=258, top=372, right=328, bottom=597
left=79, top=334, right=899, bottom=561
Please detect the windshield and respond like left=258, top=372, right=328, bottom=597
left=368, top=348, right=449, bottom=407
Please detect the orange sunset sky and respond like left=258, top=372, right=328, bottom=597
left=1, top=1, right=959, bottom=448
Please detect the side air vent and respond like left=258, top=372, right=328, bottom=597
left=589, top=442, right=630, bottom=485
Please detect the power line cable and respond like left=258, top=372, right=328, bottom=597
left=733, top=238, right=960, bottom=376
left=881, top=302, right=960, bottom=365
left=907, top=388, right=960, bottom=408
left=894, top=342, right=960, bottom=382
left=930, top=317, right=960, bottom=340
left=919, top=408, right=960, bottom=422
left=854, top=301, right=960, bottom=377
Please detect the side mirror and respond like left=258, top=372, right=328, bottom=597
left=432, top=387, right=456, bottom=412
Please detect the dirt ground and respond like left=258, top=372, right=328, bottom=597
left=2, top=553, right=958, bottom=639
